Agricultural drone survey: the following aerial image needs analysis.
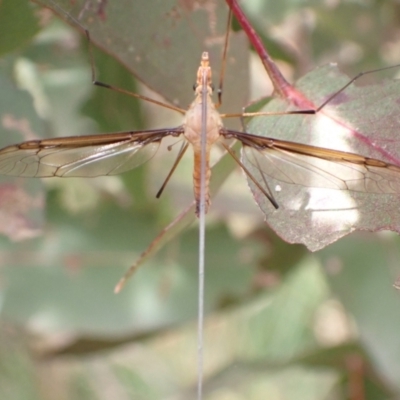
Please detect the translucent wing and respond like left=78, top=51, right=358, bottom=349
left=223, top=130, right=400, bottom=194
left=0, top=128, right=183, bottom=177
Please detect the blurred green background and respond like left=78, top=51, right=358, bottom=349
left=1, top=0, right=400, bottom=399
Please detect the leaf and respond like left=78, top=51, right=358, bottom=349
left=1, top=196, right=257, bottom=336
left=35, top=0, right=249, bottom=117
left=317, top=233, right=400, bottom=392
left=0, top=0, right=41, bottom=56
left=244, top=64, right=400, bottom=251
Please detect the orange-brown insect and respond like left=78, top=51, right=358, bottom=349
left=1, top=52, right=400, bottom=217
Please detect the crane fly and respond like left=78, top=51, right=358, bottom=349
left=1, top=52, right=400, bottom=216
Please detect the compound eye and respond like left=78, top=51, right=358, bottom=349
left=192, top=83, right=197, bottom=91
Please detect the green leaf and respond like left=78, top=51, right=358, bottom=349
left=244, top=64, right=400, bottom=250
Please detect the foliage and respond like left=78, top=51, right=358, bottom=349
left=0, top=0, right=400, bottom=399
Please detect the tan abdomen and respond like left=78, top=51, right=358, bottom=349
left=193, top=149, right=212, bottom=215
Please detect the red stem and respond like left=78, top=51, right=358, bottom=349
left=225, top=0, right=318, bottom=110
left=225, top=0, right=292, bottom=98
